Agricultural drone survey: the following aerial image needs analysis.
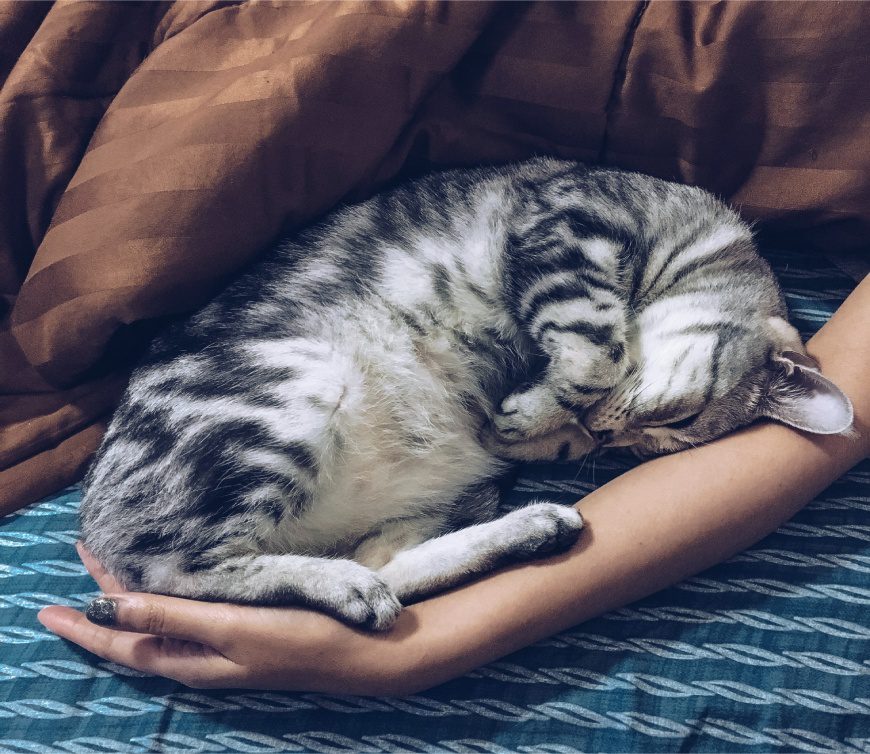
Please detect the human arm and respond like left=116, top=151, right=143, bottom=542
left=38, top=275, right=870, bottom=695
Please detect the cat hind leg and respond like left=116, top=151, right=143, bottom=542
left=139, top=552, right=402, bottom=630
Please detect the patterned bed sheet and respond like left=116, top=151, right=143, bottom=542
left=1, top=249, right=868, bottom=754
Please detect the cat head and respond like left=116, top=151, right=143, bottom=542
left=585, top=315, right=853, bottom=456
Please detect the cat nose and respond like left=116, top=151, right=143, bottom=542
left=597, top=430, right=614, bottom=445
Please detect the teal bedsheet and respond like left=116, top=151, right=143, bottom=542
left=1, top=249, right=868, bottom=753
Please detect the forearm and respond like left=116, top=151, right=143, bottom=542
left=375, top=276, right=870, bottom=694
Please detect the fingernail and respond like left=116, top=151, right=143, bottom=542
left=86, top=596, right=117, bottom=626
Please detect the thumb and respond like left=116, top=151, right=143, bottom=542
left=85, top=592, right=235, bottom=649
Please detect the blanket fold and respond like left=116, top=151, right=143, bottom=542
left=1, top=0, right=868, bottom=514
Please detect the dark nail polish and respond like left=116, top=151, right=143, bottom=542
left=86, top=597, right=117, bottom=626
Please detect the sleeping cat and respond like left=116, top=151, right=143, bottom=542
left=80, top=158, right=853, bottom=630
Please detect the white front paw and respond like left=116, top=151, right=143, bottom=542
left=495, top=389, right=553, bottom=438
left=507, top=503, right=585, bottom=556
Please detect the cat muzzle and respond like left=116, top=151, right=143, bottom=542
left=597, top=430, right=638, bottom=448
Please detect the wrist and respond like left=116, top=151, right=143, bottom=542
left=307, top=616, right=419, bottom=696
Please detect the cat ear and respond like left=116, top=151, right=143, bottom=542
left=762, top=357, right=853, bottom=435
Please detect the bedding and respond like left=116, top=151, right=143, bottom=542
left=2, top=0, right=870, bottom=514
left=1, top=248, right=867, bottom=753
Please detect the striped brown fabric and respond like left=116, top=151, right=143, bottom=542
left=1, top=1, right=868, bottom=514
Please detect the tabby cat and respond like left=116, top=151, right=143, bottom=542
left=80, top=159, right=853, bottom=630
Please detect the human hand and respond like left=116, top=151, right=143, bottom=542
left=37, top=543, right=419, bottom=694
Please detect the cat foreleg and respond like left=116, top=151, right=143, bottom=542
left=496, top=282, right=630, bottom=439
left=353, top=484, right=501, bottom=569
left=378, top=502, right=583, bottom=603
left=494, top=325, right=629, bottom=440
left=493, top=382, right=577, bottom=438
left=480, top=422, right=598, bottom=462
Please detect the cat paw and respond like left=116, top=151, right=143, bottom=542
left=479, top=423, right=597, bottom=462
left=478, top=420, right=514, bottom=458
left=494, top=389, right=559, bottom=439
left=506, top=503, right=584, bottom=557
left=308, top=561, right=402, bottom=631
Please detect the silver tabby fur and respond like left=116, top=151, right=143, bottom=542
left=80, top=159, right=853, bottom=629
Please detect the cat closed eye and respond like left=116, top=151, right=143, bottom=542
left=664, top=413, right=701, bottom=430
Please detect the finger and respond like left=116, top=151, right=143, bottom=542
left=76, top=542, right=127, bottom=593
left=80, top=592, right=237, bottom=650
left=37, top=606, right=239, bottom=688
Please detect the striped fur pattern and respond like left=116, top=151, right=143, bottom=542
left=80, top=159, right=852, bottom=629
